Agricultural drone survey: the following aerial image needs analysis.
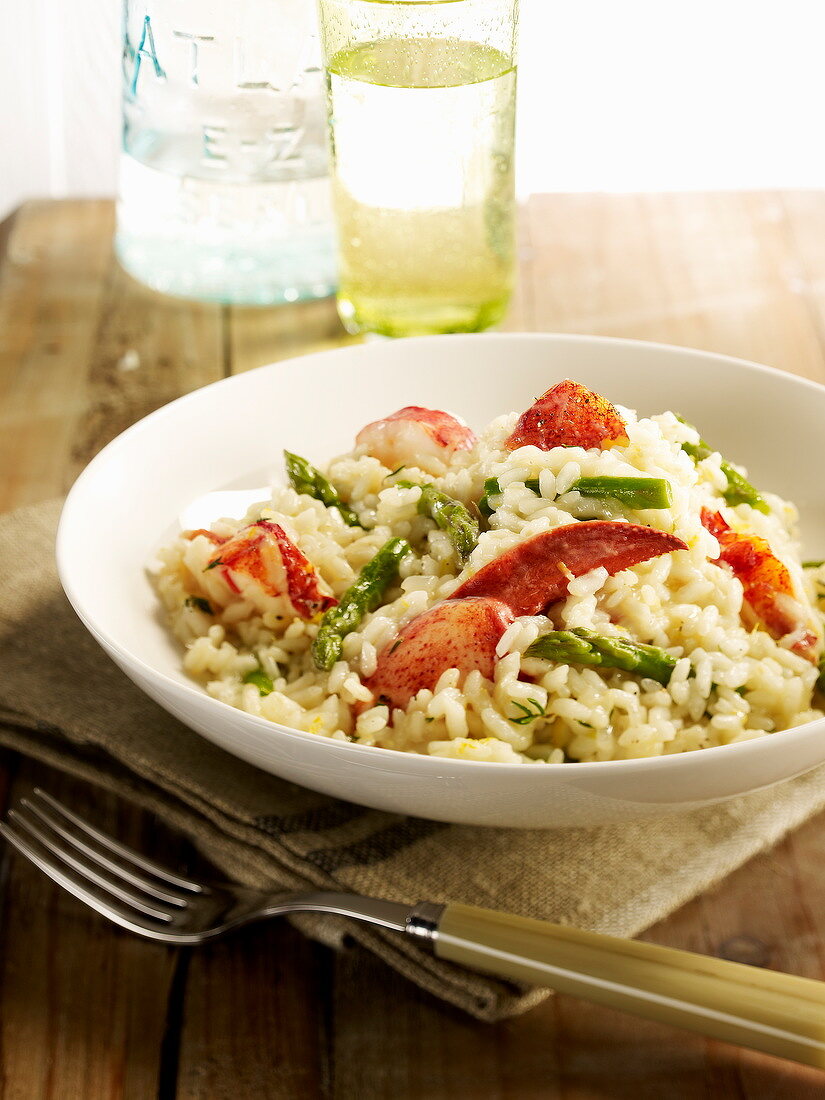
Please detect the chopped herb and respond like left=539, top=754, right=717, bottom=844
left=424, top=716, right=435, bottom=723
left=577, top=721, right=594, bottom=729
left=735, top=686, right=748, bottom=696
left=243, top=667, right=274, bottom=696
left=803, top=560, right=825, bottom=569
left=388, top=465, right=407, bottom=478
left=508, top=698, right=547, bottom=725
left=203, top=557, right=223, bottom=572
left=184, top=595, right=213, bottom=614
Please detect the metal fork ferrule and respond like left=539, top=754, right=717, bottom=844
left=405, top=900, right=446, bottom=943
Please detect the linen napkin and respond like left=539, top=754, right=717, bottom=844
left=3, top=500, right=825, bottom=1022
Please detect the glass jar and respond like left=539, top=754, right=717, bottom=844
left=118, top=0, right=338, bottom=305
left=317, top=0, right=519, bottom=336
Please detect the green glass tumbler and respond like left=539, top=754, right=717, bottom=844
left=317, top=0, right=519, bottom=337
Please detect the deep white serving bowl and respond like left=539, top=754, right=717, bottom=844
left=57, top=334, right=825, bottom=827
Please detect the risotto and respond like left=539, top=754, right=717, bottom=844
left=152, top=380, right=825, bottom=764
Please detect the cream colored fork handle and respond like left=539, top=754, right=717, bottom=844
left=435, top=903, right=825, bottom=1068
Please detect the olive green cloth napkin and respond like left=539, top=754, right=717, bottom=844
left=3, top=500, right=825, bottom=1021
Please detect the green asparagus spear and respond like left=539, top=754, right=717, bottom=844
left=395, top=481, right=478, bottom=559
left=312, top=537, right=412, bottom=671
left=525, top=627, right=679, bottom=685
left=479, top=474, right=671, bottom=514
left=284, top=450, right=362, bottom=527
left=569, top=476, right=673, bottom=510
left=718, top=463, right=769, bottom=513
left=243, top=667, right=274, bottom=696
left=676, top=418, right=769, bottom=514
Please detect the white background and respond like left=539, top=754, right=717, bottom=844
left=2, top=0, right=825, bottom=220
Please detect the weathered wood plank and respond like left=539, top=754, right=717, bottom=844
left=0, top=200, right=111, bottom=512
left=67, top=223, right=225, bottom=475
left=0, top=762, right=180, bottom=1100
left=524, top=191, right=825, bottom=383
left=330, top=946, right=559, bottom=1100
left=0, top=198, right=225, bottom=1099
left=0, top=199, right=225, bottom=509
left=174, top=924, right=329, bottom=1100
left=228, top=297, right=356, bottom=375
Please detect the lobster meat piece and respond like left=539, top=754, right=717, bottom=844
left=701, top=509, right=819, bottom=659
left=365, top=597, right=515, bottom=710
left=198, top=520, right=337, bottom=619
left=505, top=379, right=629, bottom=452
left=356, top=406, right=477, bottom=477
left=451, top=521, right=687, bottom=616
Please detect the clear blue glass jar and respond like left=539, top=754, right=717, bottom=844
left=117, top=0, right=338, bottom=305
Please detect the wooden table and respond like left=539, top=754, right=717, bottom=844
left=2, top=195, right=825, bottom=1098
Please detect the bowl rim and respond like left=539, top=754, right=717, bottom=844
left=56, top=331, right=825, bottom=777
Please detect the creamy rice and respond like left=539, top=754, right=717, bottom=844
left=152, top=398, right=825, bottom=764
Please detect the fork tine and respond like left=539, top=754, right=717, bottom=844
left=31, top=789, right=203, bottom=893
left=7, top=809, right=177, bottom=923
left=0, top=819, right=187, bottom=942
left=20, top=797, right=189, bottom=908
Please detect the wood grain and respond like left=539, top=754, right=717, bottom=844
left=0, top=200, right=222, bottom=1100
left=70, top=253, right=225, bottom=473
left=0, top=761, right=179, bottom=1100
left=174, top=923, right=329, bottom=1100
left=524, top=191, right=825, bottom=383
left=2, top=196, right=825, bottom=1098
left=0, top=201, right=110, bottom=511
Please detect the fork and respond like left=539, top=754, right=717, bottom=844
left=3, top=789, right=825, bottom=1069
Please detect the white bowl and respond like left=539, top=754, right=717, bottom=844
left=56, top=334, right=825, bottom=827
